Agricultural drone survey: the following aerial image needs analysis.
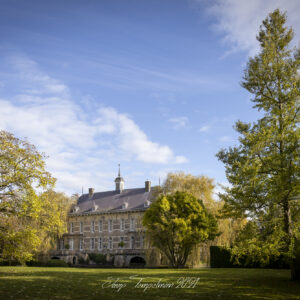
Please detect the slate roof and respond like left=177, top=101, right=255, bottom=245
left=70, top=188, right=153, bottom=215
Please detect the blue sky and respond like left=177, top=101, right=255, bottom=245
left=0, top=0, right=299, bottom=195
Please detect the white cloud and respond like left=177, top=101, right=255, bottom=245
left=175, top=156, right=189, bottom=164
left=201, top=0, right=300, bottom=56
left=218, top=135, right=233, bottom=142
left=95, top=107, right=187, bottom=164
left=0, top=56, right=187, bottom=193
left=168, top=116, right=188, bottom=129
left=199, top=125, right=210, bottom=132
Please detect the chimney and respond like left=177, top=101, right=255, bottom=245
left=145, top=180, right=151, bottom=192
left=89, top=188, right=94, bottom=198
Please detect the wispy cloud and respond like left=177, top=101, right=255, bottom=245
left=9, top=54, right=69, bottom=97
left=198, top=0, right=300, bottom=56
left=65, top=54, right=230, bottom=93
left=168, top=116, right=188, bottom=129
left=0, top=55, right=187, bottom=193
left=199, top=125, right=210, bottom=132
left=199, top=115, right=236, bottom=134
left=175, top=156, right=189, bottom=163
left=218, top=135, right=233, bottom=143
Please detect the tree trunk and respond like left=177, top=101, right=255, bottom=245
left=291, top=259, right=300, bottom=280
left=291, top=239, right=300, bottom=281
left=283, top=200, right=299, bottom=280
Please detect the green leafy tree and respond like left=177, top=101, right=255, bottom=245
left=143, top=191, right=218, bottom=267
left=155, top=172, right=246, bottom=248
left=216, top=10, right=300, bottom=280
left=0, top=130, right=70, bottom=264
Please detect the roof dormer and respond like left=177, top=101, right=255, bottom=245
left=122, top=202, right=128, bottom=209
left=144, top=200, right=151, bottom=207
left=72, top=206, right=80, bottom=213
left=92, top=201, right=98, bottom=211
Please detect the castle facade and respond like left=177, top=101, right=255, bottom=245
left=54, top=169, right=154, bottom=267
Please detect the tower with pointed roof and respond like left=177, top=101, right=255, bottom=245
left=114, top=164, right=124, bottom=193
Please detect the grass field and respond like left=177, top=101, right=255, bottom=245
left=0, top=267, right=299, bottom=299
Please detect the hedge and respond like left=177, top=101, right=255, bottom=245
left=210, top=246, right=289, bottom=269
left=45, top=259, right=69, bottom=267
left=26, top=259, right=69, bottom=267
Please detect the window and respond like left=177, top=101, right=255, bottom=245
left=80, top=222, right=83, bottom=234
left=69, top=239, right=74, bottom=250
left=99, top=220, right=103, bottom=232
left=79, top=239, right=83, bottom=251
left=120, top=219, right=125, bottom=231
left=140, top=236, right=144, bottom=249
left=70, top=222, right=73, bottom=233
left=130, top=218, right=135, bottom=231
left=119, top=237, right=124, bottom=248
left=108, top=219, right=113, bottom=232
left=90, top=238, right=95, bottom=250
left=130, top=236, right=135, bottom=249
left=59, top=239, right=64, bottom=250
left=98, top=237, right=102, bottom=250
left=91, top=221, right=95, bottom=233
left=109, top=237, right=113, bottom=249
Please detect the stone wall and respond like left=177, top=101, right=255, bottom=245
left=55, top=211, right=154, bottom=266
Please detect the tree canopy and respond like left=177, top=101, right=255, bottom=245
left=0, top=130, right=72, bottom=264
left=216, top=9, right=300, bottom=280
left=157, top=171, right=217, bottom=212
left=155, top=171, right=246, bottom=247
left=143, top=191, right=218, bottom=267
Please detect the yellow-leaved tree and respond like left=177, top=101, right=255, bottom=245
left=0, top=130, right=72, bottom=264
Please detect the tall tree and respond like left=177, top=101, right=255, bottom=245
left=143, top=191, right=218, bottom=267
left=0, top=130, right=70, bottom=263
left=158, top=171, right=217, bottom=212
left=217, top=10, right=300, bottom=280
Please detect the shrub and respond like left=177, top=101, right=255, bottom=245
left=0, top=260, right=20, bottom=266
left=210, top=246, right=289, bottom=269
left=26, top=260, right=46, bottom=267
left=78, top=257, right=89, bottom=265
left=88, top=253, right=107, bottom=264
left=45, top=259, right=69, bottom=267
left=210, top=246, right=235, bottom=268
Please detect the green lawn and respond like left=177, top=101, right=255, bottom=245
left=0, top=267, right=299, bottom=300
